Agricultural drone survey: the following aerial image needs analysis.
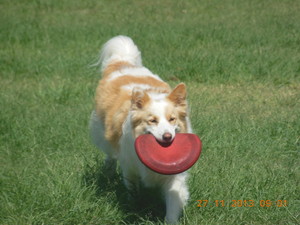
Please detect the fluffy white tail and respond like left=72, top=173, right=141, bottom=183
left=98, top=35, right=142, bottom=71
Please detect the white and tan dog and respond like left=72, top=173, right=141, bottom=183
left=90, top=36, right=192, bottom=223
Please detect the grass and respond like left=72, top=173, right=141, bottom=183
left=0, top=0, right=299, bottom=224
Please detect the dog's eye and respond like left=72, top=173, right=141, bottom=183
left=149, top=118, right=158, bottom=124
left=169, top=117, right=176, bottom=122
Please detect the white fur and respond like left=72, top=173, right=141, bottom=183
left=121, top=83, right=152, bottom=91
left=107, top=67, right=163, bottom=82
left=90, top=36, right=193, bottom=224
left=99, top=35, right=142, bottom=71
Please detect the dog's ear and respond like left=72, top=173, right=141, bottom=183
left=131, top=88, right=150, bottom=109
left=167, top=83, right=187, bottom=107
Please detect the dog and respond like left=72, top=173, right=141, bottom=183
left=90, top=36, right=192, bottom=223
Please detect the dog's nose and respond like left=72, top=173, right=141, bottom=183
left=162, top=132, right=172, bottom=142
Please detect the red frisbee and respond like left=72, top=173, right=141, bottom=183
left=135, top=133, right=202, bottom=175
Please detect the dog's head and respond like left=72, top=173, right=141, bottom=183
left=131, top=83, right=188, bottom=144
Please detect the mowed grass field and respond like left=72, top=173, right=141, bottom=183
left=1, top=0, right=299, bottom=224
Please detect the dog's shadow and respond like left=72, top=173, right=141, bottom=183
left=83, top=157, right=166, bottom=224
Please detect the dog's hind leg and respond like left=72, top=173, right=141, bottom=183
left=90, top=110, right=118, bottom=177
left=124, top=175, right=140, bottom=201
left=103, top=156, right=117, bottom=177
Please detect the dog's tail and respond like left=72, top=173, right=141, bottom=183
left=96, top=35, right=142, bottom=75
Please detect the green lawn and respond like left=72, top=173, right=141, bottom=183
left=1, top=0, right=299, bottom=224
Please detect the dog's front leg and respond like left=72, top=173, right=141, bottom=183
left=163, top=174, right=189, bottom=224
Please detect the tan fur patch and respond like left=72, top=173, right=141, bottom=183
left=131, top=89, right=151, bottom=110
left=130, top=110, right=149, bottom=138
left=167, top=83, right=187, bottom=107
left=165, top=104, right=188, bottom=133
